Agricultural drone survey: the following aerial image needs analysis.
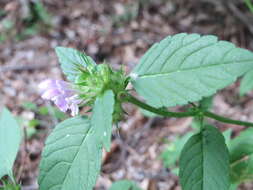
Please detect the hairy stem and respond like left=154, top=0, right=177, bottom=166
left=124, top=94, right=197, bottom=118
left=203, top=111, right=253, bottom=127
left=125, top=94, right=253, bottom=127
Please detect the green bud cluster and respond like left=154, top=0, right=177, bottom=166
left=75, top=63, right=128, bottom=122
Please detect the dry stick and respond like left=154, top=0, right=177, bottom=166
left=16, top=127, right=29, bottom=183
left=0, top=64, right=57, bottom=72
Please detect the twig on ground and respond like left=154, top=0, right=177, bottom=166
left=221, top=0, right=253, bottom=35
left=16, top=127, right=29, bottom=183
left=0, top=64, right=57, bottom=72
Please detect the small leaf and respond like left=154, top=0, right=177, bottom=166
left=161, top=132, right=194, bottom=168
left=38, top=116, right=102, bottom=190
left=21, top=101, right=37, bottom=111
left=230, top=154, right=253, bottom=183
left=131, top=33, right=253, bottom=108
left=91, top=90, right=115, bottom=152
left=109, top=180, right=142, bottom=190
left=179, top=125, right=230, bottom=190
left=199, top=96, right=213, bottom=111
left=229, top=128, right=253, bottom=163
left=0, top=179, right=21, bottom=190
left=0, top=108, right=22, bottom=181
left=240, top=70, right=253, bottom=96
left=55, top=47, right=96, bottom=82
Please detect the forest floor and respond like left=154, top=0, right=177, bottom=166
left=1, top=0, right=253, bottom=189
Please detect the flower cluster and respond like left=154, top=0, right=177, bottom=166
left=38, top=79, right=82, bottom=116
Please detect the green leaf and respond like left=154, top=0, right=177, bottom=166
left=240, top=70, right=253, bottom=96
left=0, top=108, right=22, bottom=181
left=199, top=96, right=213, bottom=111
left=161, top=132, right=194, bottom=168
left=229, top=184, right=238, bottom=190
left=91, top=90, right=115, bottom=152
left=38, top=116, right=102, bottom=190
left=21, top=101, right=37, bottom=111
left=55, top=47, right=96, bottom=82
left=131, top=33, right=253, bottom=108
left=38, top=106, right=49, bottom=115
left=179, top=125, right=230, bottom=190
left=229, top=129, right=253, bottom=184
left=230, top=154, right=253, bottom=183
left=0, top=179, right=21, bottom=190
left=229, top=128, right=253, bottom=163
left=109, top=180, right=142, bottom=190
left=223, top=129, right=232, bottom=147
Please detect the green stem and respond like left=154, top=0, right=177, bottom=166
left=124, top=94, right=197, bottom=118
left=124, top=94, right=253, bottom=127
left=203, top=111, right=253, bottom=127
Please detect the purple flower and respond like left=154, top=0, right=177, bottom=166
left=39, top=79, right=82, bottom=116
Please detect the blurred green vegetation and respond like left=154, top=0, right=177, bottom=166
left=0, top=0, right=51, bottom=43
left=245, top=0, right=253, bottom=13
left=0, top=179, right=20, bottom=190
left=19, top=101, right=68, bottom=138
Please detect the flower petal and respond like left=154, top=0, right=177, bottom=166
left=54, top=97, right=68, bottom=112
left=38, top=79, right=56, bottom=92
left=41, top=89, right=61, bottom=100
left=69, top=103, right=79, bottom=116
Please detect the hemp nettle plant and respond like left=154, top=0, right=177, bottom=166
left=39, top=33, right=253, bottom=190
left=2, top=33, right=253, bottom=190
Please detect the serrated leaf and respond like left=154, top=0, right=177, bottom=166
left=131, top=33, right=253, bottom=108
left=91, top=90, right=115, bottom=152
left=229, top=128, right=253, bottom=163
left=0, top=107, right=22, bottom=181
left=38, top=116, right=102, bottom=190
left=179, top=125, right=230, bottom=190
left=240, top=70, right=253, bottom=96
left=55, top=47, right=96, bottom=82
left=109, top=180, right=142, bottom=190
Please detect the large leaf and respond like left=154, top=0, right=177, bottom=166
left=91, top=90, right=115, bottom=152
left=239, top=69, right=253, bottom=96
left=38, top=116, right=102, bottom=190
left=55, top=47, right=96, bottom=82
left=131, top=33, right=253, bottom=108
left=229, top=128, right=253, bottom=163
left=109, top=180, right=142, bottom=190
left=179, top=125, right=230, bottom=190
left=0, top=108, right=22, bottom=181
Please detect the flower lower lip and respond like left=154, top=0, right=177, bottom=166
left=39, top=79, right=81, bottom=116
